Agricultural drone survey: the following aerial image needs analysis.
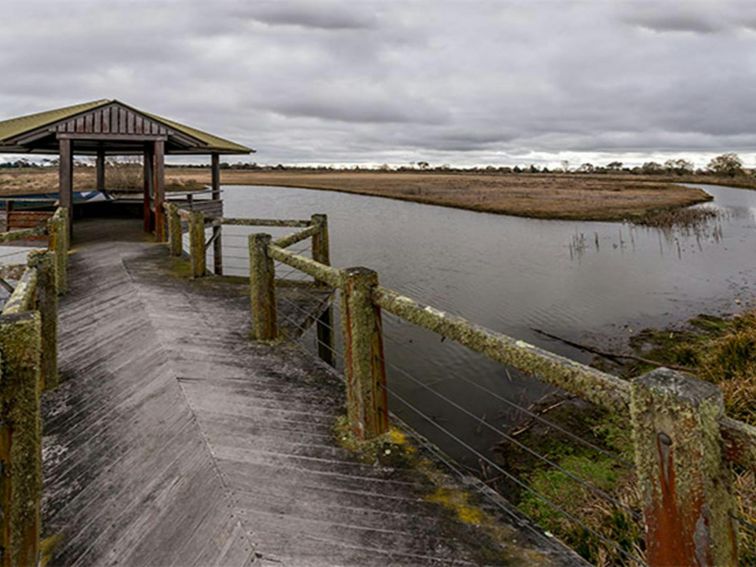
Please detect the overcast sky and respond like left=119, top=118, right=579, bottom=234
left=2, top=0, right=756, bottom=168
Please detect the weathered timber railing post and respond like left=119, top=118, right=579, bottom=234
left=167, top=203, right=182, bottom=257
left=0, top=312, right=43, bottom=566
left=188, top=210, right=206, bottom=278
left=311, top=214, right=335, bottom=366
left=27, top=251, right=58, bottom=390
left=62, top=206, right=70, bottom=254
left=248, top=234, right=278, bottom=341
left=340, top=267, right=389, bottom=440
left=47, top=209, right=68, bottom=295
left=630, top=368, right=738, bottom=566
left=212, top=223, right=223, bottom=276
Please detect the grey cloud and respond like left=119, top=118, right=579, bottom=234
left=236, top=1, right=377, bottom=30
left=269, top=96, right=449, bottom=125
left=626, top=14, right=723, bottom=34
left=1, top=1, right=755, bottom=168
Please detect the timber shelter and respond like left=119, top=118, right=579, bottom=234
left=0, top=99, right=252, bottom=239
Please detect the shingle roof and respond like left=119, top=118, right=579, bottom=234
left=0, top=99, right=253, bottom=154
left=0, top=99, right=108, bottom=142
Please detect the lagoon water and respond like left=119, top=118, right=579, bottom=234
left=219, top=183, right=756, bottom=461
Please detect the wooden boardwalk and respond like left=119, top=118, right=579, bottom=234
left=41, top=219, right=575, bottom=566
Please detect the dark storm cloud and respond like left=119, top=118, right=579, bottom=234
left=239, top=2, right=378, bottom=30
left=1, top=0, right=756, bottom=167
left=625, top=13, right=723, bottom=34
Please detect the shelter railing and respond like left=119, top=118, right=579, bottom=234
left=164, top=206, right=754, bottom=566
left=0, top=206, right=69, bottom=295
left=0, top=206, right=68, bottom=564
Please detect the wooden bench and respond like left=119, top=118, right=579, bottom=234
left=5, top=211, right=54, bottom=240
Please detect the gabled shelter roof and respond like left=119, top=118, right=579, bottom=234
left=0, top=99, right=253, bottom=155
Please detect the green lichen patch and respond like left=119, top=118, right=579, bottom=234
left=333, top=415, right=415, bottom=468
left=39, top=534, right=63, bottom=567
left=167, top=256, right=193, bottom=279
left=333, top=415, right=557, bottom=566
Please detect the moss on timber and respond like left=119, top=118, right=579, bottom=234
left=0, top=312, right=43, bottom=565
left=39, top=534, right=63, bottom=567
left=333, top=415, right=557, bottom=565
left=495, top=308, right=756, bottom=565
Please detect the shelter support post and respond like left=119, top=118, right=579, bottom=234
left=211, top=153, right=223, bottom=275
left=96, top=146, right=105, bottom=192
left=143, top=146, right=154, bottom=233
left=58, top=138, right=73, bottom=238
left=154, top=140, right=166, bottom=241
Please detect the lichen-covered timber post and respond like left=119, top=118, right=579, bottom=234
left=248, top=233, right=278, bottom=341
left=311, top=214, right=335, bottom=366
left=26, top=251, right=58, bottom=390
left=340, top=267, right=389, bottom=439
left=0, top=312, right=43, bottom=567
left=630, top=368, right=738, bottom=566
left=188, top=210, right=206, bottom=278
left=47, top=209, right=68, bottom=295
left=166, top=203, right=183, bottom=257
left=61, top=207, right=70, bottom=258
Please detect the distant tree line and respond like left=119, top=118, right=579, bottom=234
left=0, top=152, right=750, bottom=177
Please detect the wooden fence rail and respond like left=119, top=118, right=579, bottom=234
left=173, top=209, right=753, bottom=566
left=0, top=207, right=68, bottom=565
left=262, top=221, right=753, bottom=567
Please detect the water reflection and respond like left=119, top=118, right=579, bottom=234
left=219, top=183, right=756, bottom=462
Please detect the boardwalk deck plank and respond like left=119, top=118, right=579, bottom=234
left=40, top=219, right=579, bottom=566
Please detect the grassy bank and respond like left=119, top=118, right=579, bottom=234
left=0, top=168, right=714, bottom=222
left=0, top=167, right=201, bottom=195
left=494, top=308, right=755, bottom=565
left=168, top=169, right=714, bottom=222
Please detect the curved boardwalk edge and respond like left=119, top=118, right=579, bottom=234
left=40, top=219, right=581, bottom=566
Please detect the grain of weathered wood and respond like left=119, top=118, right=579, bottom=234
left=42, top=220, right=255, bottom=567
left=41, top=218, right=579, bottom=567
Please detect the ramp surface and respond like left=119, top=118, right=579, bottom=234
left=42, top=218, right=575, bottom=566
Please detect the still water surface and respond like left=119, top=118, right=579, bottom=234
left=219, top=184, right=756, bottom=461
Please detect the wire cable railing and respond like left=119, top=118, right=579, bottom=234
left=381, top=328, right=634, bottom=468
left=168, top=205, right=753, bottom=566
left=378, top=348, right=637, bottom=517
left=384, top=382, right=647, bottom=566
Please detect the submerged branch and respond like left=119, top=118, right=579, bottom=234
left=532, top=328, right=695, bottom=373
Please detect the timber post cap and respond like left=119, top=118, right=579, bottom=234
left=632, top=367, right=723, bottom=408
left=342, top=267, right=379, bottom=287
left=26, top=249, right=52, bottom=267
left=343, top=266, right=377, bottom=278
left=311, top=213, right=327, bottom=224
left=248, top=233, right=272, bottom=244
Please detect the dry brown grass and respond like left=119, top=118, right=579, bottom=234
left=166, top=169, right=714, bottom=221
left=0, top=168, right=713, bottom=220
left=0, top=166, right=200, bottom=195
